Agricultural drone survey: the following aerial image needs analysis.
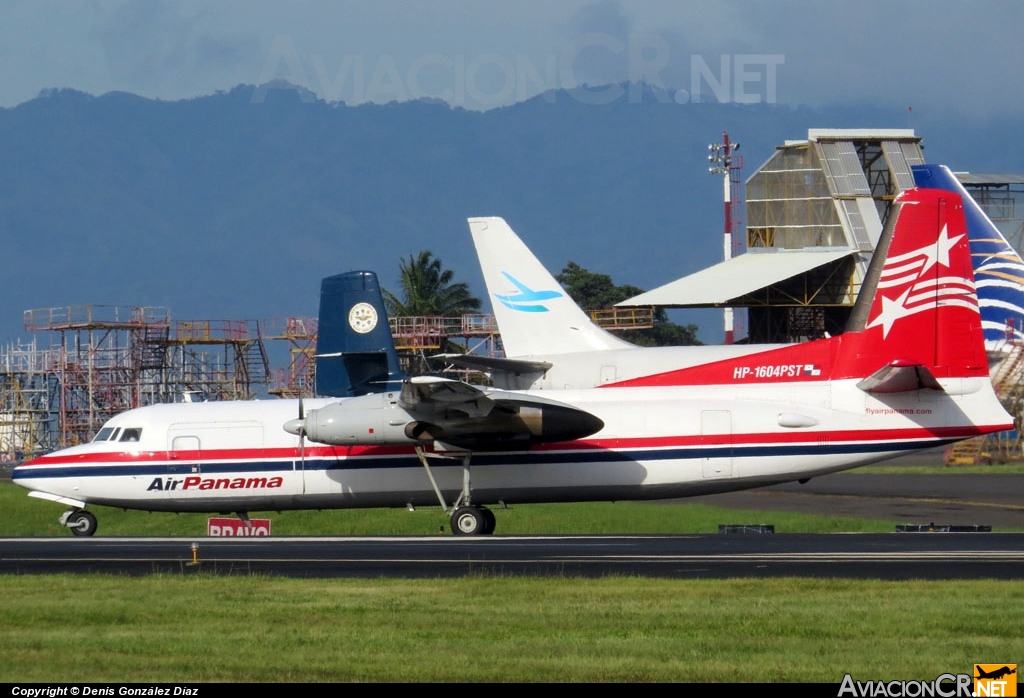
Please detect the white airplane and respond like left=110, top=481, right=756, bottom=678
left=451, top=217, right=782, bottom=390
left=911, top=163, right=1024, bottom=351
left=457, top=164, right=1024, bottom=391
left=12, top=188, right=1013, bottom=537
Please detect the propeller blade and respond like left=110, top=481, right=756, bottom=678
left=296, top=397, right=306, bottom=465
left=284, top=397, right=307, bottom=437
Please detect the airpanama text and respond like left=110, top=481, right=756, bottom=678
left=838, top=673, right=972, bottom=697
left=147, top=476, right=284, bottom=491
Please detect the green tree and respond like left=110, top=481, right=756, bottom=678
left=383, top=251, right=482, bottom=376
left=383, top=251, right=481, bottom=317
left=556, top=261, right=702, bottom=347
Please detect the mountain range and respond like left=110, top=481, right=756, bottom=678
left=2, top=80, right=1022, bottom=350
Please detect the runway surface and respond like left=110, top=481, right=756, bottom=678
left=683, top=471, right=1024, bottom=529
left=2, top=532, right=1023, bottom=579
left=3, top=467, right=1022, bottom=579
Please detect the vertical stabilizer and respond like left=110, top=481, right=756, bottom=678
left=834, top=187, right=987, bottom=381
left=315, top=271, right=405, bottom=397
left=912, top=164, right=1024, bottom=346
left=467, top=217, right=633, bottom=357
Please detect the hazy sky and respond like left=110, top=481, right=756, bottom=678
left=3, top=0, right=1023, bottom=118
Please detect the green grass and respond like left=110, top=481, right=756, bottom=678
left=3, top=471, right=1022, bottom=683
left=1, top=574, right=1021, bottom=682
left=0, top=480, right=902, bottom=536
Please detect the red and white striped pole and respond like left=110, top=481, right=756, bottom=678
left=708, top=131, right=740, bottom=344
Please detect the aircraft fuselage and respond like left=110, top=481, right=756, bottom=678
left=13, top=376, right=1005, bottom=515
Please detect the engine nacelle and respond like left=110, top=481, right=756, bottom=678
left=289, top=393, right=418, bottom=446
left=283, top=390, right=605, bottom=449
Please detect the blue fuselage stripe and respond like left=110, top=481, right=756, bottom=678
left=12, top=438, right=958, bottom=481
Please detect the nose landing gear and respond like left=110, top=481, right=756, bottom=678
left=60, top=509, right=98, bottom=537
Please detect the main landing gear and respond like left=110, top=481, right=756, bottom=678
left=60, top=509, right=98, bottom=537
left=415, top=446, right=497, bottom=536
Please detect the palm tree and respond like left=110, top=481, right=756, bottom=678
left=383, top=251, right=482, bottom=376
left=383, top=251, right=481, bottom=316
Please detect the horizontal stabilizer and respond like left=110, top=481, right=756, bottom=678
left=430, top=353, right=553, bottom=374
left=856, top=361, right=943, bottom=393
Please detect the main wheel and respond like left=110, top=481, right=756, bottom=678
left=451, top=506, right=487, bottom=536
left=66, top=510, right=98, bottom=537
left=480, top=507, right=496, bottom=535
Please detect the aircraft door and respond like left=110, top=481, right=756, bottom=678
left=167, top=435, right=201, bottom=498
left=599, top=365, right=617, bottom=385
left=169, top=435, right=201, bottom=473
left=700, top=410, right=734, bottom=479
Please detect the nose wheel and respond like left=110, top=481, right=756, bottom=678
left=61, top=509, right=98, bottom=537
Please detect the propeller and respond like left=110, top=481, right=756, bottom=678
left=283, top=397, right=307, bottom=464
left=298, top=397, right=305, bottom=463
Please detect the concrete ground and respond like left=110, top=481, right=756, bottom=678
left=687, top=452, right=1024, bottom=530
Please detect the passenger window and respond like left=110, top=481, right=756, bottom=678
left=120, top=428, right=141, bottom=442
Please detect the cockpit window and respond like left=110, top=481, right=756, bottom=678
left=119, top=428, right=142, bottom=442
left=93, top=427, right=115, bottom=442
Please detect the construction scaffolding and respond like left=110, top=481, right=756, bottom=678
left=263, top=317, right=318, bottom=399
left=0, top=305, right=271, bottom=459
left=0, top=300, right=652, bottom=461
left=390, top=314, right=501, bottom=379
left=945, top=340, right=1024, bottom=465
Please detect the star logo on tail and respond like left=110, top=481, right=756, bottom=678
left=867, top=224, right=976, bottom=338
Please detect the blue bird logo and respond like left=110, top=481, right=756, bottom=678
left=493, top=272, right=564, bottom=312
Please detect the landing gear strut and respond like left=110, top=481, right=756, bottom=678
left=415, top=446, right=497, bottom=536
left=61, top=509, right=98, bottom=537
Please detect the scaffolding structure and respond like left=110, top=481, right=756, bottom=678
left=389, top=314, right=501, bottom=379
left=945, top=340, right=1024, bottom=464
left=263, top=317, right=318, bottom=398
left=261, top=309, right=655, bottom=396
left=0, top=301, right=651, bottom=461
left=0, top=305, right=271, bottom=459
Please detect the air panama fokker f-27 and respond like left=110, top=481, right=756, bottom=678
left=12, top=188, right=1013, bottom=536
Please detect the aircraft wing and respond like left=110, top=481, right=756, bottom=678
left=291, top=375, right=604, bottom=450
left=856, top=361, right=943, bottom=393
left=398, top=375, right=502, bottom=418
